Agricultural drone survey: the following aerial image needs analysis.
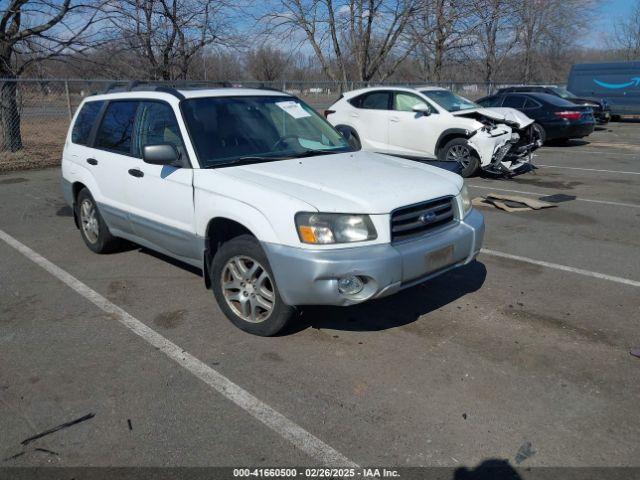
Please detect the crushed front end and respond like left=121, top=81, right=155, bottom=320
left=464, top=113, right=542, bottom=175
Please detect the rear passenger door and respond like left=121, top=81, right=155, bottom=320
left=90, top=100, right=139, bottom=235
left=349, top=91, right=391, bottom=152
left=126, top=101, right=197, bottom=261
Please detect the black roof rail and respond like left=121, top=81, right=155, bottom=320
left=154, top=86, right=185, bottom=100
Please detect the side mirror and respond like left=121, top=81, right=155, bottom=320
left=412, top=103, right=431, bottom=116
left=143, top=144, right=180, bottom=166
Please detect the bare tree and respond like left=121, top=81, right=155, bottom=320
left=409, top=0, right=474, bottom=82
left=0, top=0, right=103, bottom=151
left=614, top=0, right=640, bottom=60
left=263, top=0, right=423, bottom=86
left=247, top=46, right=288, bottom=81
left=107, top=0, right=236, bottom=80
left=468, top=0, right=520, bottom=85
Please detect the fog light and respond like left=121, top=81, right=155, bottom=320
left=337, top=275, right=364, bottom=295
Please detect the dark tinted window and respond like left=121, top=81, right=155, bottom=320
left=524, top=98, right=541, bottom=109
left=71, top=101, right=104, bottom=145
left=535, top=93, right=579, bottom=107
left=133, top=101, right=186, bottom=160
left=95, top=101, right=138, bottom=155
left=503, top=95, right=527, bottom=108
left=478, top=96, right=503, bottom=107
left=350, top=91, right=390, bottom=110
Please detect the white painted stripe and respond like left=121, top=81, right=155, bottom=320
left=536, top=164, right=640, bottom=175
left=0, top=228, right=357, bottom=468
left=481, top=249, right=640, bottom=288
left=541, top=148, right=638, bottom=156
left=467, top=184, right=640, bottom=209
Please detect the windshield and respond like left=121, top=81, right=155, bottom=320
left=420, top=90, right=479, bottom=112
left=550, top=86, right=577, bottom=99
left=181, top=96, right=350, bottom=168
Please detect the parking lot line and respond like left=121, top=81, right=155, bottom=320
left=535, top=165, right=640, bottom=175
left=0, top=228, right=358, bottom=469
left=541, top=149, right=639, bottom=156
left=467, top=184, right=640, bottom=209
left=482, top=249, right=640, bottom=288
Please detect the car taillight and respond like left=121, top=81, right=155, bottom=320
left=555, top=111, right=582, bottom=121
left=324, top=109, right=335, bottom=118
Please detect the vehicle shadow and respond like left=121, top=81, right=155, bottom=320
left=286, top=260, right=487, bottom=335
left=544, top=139, right=590, bottom=147
left=453, top=459, right=522, bottom=480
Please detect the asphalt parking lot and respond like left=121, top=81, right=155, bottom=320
left=1, top=122, right=639, bottom=470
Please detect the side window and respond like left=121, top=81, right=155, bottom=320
left=133, top=101, right=186, bottom=160
left=478, top=96, right=502, bottom=107
left=95, top=101, right=138, bottom=155
left=394, top=92, right=431, bottom=112
left=350, top=91, right=391, bottom=110
left=71, top=101, right=104, bottom=145
left=503, top=95, right=527, bottom=109
left=524, top=98, right=541, bottom=109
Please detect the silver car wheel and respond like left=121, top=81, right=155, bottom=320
left=79, top=198, right=99, bottom=244
left=221, top=255, right=275, bottom=323
left=446, top=144, right=472, bottom=168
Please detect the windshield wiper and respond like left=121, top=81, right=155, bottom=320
left=206, top=148, right=348, bottom=168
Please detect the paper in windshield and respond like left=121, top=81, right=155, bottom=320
left=276, top=101, right=311, bottom=119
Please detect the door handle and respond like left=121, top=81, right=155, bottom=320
left=128, top=168, right=144, bottom=178
left=86, top=158, right=98, bottom=166
left=390, top=117, right=400, bottom=122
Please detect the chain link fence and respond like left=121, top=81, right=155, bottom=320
left=0, top=78, right=507, bottom=172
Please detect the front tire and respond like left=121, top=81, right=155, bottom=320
left=76, top=188, right=120, bottom=253
left=438, top=138, right=480, bottom=178
left=211, top=235, right=296, bottom=336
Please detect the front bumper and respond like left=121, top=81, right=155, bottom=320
left=263, top=209, right=484, bottom=306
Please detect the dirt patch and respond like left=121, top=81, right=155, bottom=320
left=0, top=177, right=28, bottom=184
left=510, top=176, right=583, bottom=190
left=153, top=309, right=187, bottom=329
left=0, top=116, right=67, bottom=173
left=260, top=352, right=284, bottom=362
left=520, top=208, right=597, bottom=226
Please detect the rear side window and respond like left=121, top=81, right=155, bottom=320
left=71, top=101, right=104, bottom=145
left=524, top=98, right=541, bottom=109
left=478, top=96, right=502, bottom=107
left=503, top=95, right=527, bottom=108
left=95, top=101, right=138, bottom=155
left=349, top=91, right=391, bottom=110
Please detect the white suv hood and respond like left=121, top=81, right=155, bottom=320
left=452, top=107, right=534, bottom=128
left=218, top=151, right=463, bottom=214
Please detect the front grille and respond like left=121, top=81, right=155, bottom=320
left=391, top=196, right=456, bottom=242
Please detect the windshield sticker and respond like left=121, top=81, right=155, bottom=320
left=276, top=101, right=311, bottom=119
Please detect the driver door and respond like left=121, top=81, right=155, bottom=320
left=125, top=100, right=198, bottom=262
left=387, top=91, right=440, bottom=157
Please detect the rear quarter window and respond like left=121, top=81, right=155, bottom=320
left=71, top=101, right=104, bottom=145
left=95, top=101, right=139, bottom=155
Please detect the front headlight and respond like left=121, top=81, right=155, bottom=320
left=459, top=185, right=472, bottom=216
left=295, top=212, right=377, bottom=244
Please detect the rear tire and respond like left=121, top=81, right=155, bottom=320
left=438, top=137, right=480, bottom=178
left=211, top=234, right=296, bottom=336
left=76, top=188, right=121, bottom=253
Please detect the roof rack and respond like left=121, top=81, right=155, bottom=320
left=93, top=80, right=287, bottom=99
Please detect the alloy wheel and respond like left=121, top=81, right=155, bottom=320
left=79, top=198, right=99, bottom=244
left=221, top=256, right=275, bottom=323
left=446, top=144, right=472, bottom=168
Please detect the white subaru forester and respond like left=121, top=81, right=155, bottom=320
left=61, top=85, right=484, bottom=336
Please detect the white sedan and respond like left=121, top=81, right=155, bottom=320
left=325, top=86, right=541, bottom=177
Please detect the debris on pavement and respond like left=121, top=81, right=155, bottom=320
left=515, top=441, right=536, bottom=464
left=630, top=347, right=640, bottom=359
left=20, top=413, right=95, bottom=446
left=472, top=193, right=558, bottom=212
